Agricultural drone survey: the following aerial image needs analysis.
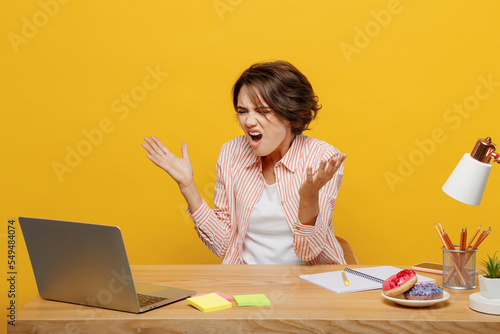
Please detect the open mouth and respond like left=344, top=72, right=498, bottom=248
left=249, top=132, right=263, bottom=144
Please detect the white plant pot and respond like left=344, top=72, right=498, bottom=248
left=478, top=275, right=500, bottom=299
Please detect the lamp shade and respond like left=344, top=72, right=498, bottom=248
left=442, top=153, right=491, bottom=206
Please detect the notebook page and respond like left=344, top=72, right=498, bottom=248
left=299, top=266, right=435, bottom=293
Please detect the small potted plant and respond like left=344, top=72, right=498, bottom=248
left=479, top=251, right=500, bottom=299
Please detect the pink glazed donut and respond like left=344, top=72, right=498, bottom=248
left=382, top=270, right=417, bottom=297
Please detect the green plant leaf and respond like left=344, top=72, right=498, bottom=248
left=480, top=251, right=500, bottom=279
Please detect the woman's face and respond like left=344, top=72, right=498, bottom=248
left=237, top=85, right=294, bottom=159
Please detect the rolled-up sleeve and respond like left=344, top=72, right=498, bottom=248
left=187, top=146, right=233, bottom=258
left=292, top=156, right=346, bottom=265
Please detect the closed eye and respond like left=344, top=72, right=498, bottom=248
left=237, top=106, right=272, bottom=115
left=255, top=107, right=272, bottom=114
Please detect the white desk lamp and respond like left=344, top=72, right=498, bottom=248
left=442, top=137, right=500, bottom=314
left=442, top=137, right=500, bottom=206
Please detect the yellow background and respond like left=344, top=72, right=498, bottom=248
left=2, top=0, right=500, bottom=324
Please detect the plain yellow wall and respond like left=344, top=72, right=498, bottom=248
left=2, top=0, right=500, bottom=323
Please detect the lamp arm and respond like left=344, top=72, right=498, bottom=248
left=492, top=152, right=500, bottom=164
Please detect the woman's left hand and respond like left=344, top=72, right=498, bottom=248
left=299, top=154, right=347, bottom=200
left=297, top=154, right=346, bottom=226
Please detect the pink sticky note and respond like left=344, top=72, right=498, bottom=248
left=190, top=291, right=234, bottom=302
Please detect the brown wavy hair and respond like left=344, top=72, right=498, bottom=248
left=232, top=60, right=321, bottom=134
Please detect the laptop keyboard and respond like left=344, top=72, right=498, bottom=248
left=137, top=293, right=169, bottom=308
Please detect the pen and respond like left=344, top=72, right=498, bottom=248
left=342, top=271, right=350, bottom=287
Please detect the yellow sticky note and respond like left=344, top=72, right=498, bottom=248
left=187, top=292, right=232, bottom=312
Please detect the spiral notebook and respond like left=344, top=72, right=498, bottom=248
left=299, top=266, right=435, bottom=293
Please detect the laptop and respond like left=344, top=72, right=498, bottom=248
left=19, top=217, right=196, bottom=313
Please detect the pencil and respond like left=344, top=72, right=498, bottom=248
left=471, top=231, right=486, bottom=250
left=456, top=227, right=492, bottom=279
left=442, top=230, right=455, bottom=250
left=342, top=271, right=350, bottom=287
left=441, top=229, right=468, bottom=285
left=434, top=224, right=447, bottom=247
left=463, top=227, right=467, bottom=250
left=475, top=227, right=491, bottom=248
left=466, top=225, right=482, bottom=249
left=461, top=228, right=467, bottom=251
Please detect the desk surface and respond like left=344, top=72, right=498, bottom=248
left=12, top=265, right=500, bottom=333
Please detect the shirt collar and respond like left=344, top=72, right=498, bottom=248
left=243, top=134, right=305, bottom=173
left=279, top=134, right=304, bottom=173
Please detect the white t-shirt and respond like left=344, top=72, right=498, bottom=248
left=242, top=183, right=307, bottom=264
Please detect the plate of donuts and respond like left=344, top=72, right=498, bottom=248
left=381, top=291, right=450, bottom=307
left=381, top=269, right=449, bottom=307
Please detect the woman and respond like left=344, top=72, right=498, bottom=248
left=143, top=60, right=347, bottom=264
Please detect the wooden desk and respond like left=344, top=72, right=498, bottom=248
left=11, top=265, right=500, bottom=333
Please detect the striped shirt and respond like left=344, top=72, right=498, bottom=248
left=188, top=134, right=346, bottom=265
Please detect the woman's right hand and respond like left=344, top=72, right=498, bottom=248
left=142, top=136, right=194, bottom=190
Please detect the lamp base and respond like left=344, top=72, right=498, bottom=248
left=469, top=292, right=500, bottom=315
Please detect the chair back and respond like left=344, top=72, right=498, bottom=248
left=336, top=236, right=358, bottom=265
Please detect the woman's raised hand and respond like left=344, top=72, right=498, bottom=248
left=297, top=154, right=347, bottom=225
left=143, top=136, right=203, bottom=212
left=142, top=136, right=194, bottom=190
left=299, top=154, right=347, bottom=199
